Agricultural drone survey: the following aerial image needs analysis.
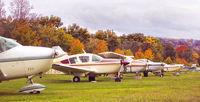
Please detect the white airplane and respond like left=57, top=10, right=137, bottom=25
left=98, top=52, right=146, bottom=74
left=136, top=59, right=165, bottom=77
left=99, top=52, right=165, bottom=77
left=52, top=53, right=129, bottom=82
left=0, top=36, right=65, bottom=93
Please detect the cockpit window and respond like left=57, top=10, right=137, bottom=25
left=69, top=57, right=78, bottom=64
left=92, top=55, right=103, bottom=62
left=0, top=37, right=21, bottom=53
left=79, top=56, right=89, bottom=63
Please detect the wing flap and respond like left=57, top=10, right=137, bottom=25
left=52, top=64, right=97, bottom=73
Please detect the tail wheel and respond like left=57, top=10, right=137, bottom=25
left=73, top=76, right=80, bottom=82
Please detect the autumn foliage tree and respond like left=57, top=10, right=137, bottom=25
left=93, top=40, right=108, bottom=54
left=70, top=39, right=85, bottom=55
left=13, top=23, right=41, bottom=46
left=114, top=48, right=123, bottom=54
left=164, top=57, right=173, bottom=64
left=144, top=48, right=154, bottom=61
left=124, top=49, right=133, bottom=56
left=134, top=48, right=144, bottom=59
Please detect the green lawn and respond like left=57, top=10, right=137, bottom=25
left=0, top=72, right=200, bottom=102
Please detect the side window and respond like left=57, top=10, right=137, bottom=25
left=0, top=37, right=21, bottom=53
left=92, top=55, right=103, bottom=62
left=79, top=56, right=89, bottom=63
left=69, top=57, right=78, bottom=64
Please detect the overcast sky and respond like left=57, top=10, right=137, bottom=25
left=4, top=0, right=200, bottom=39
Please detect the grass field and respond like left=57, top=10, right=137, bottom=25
left=0, top=72, right=200, bottom=102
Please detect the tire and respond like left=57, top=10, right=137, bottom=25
left=143, top=72, right=148, bottom=77
left=115, top=77, right=121, bottom=82
left=36, top=91, right=40, bottom=94
left=73, top=76, right=80, bottom=82
left=89, top=76, right=95, bottom=82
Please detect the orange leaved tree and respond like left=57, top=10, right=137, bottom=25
left=69, top=39, right=85, bottom=55
left=93, top=40, right=108, bottom=54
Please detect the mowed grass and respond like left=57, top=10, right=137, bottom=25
left=0, top=72, right=200, bottom=102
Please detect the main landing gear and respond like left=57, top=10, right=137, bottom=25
left=143, top=71, right=148, bottom=77
left=89, top=76, right=96, bottom=82
left=73, top=76, right=80, bottom=82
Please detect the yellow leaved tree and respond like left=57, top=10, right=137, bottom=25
left=114, top=48, right=123, bottom=54
left=134, top=48, right=144, bottom=59
left=69, top=39, right=85, bottom=55
left=144, top=48, right=154, bottom=61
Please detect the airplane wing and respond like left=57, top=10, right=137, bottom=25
left=98, top=52, right=127, bottom=59
left=0, top=69, right=7, bottom=79
left=52, top=64, right=98, bottom=74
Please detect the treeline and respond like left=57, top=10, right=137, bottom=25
left=0, top=0, right=200, bottom=66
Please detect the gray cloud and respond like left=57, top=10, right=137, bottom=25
left=10, top=0, right=200, bottom=39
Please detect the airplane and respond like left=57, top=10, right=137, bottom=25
left=52, top=53, right=129, bottom=82
left=164, top=64, right=183, bottom=76
left=98, top=52, right=146, bottom=77
left=99, top=52, right=165, bottom=77
left=136, top=59, right=165, bottom=77
left=0, top=36, right=65, bottom=93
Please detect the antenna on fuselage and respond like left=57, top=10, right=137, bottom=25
left=82, top=48, right=86, bottom=54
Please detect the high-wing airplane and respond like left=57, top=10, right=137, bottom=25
left=52, top=53, right=129, bottom=82
left=0, top=36, right=65, bottom=93
left=99, top=52, right=165, bottom=77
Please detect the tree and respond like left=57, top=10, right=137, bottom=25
left=114, top=48, right=123, bottom=54
left=56, top=28, right=73, bottom=52
left=0, top=0, right=6, bottom=18
left=39, top=16, right=63, bottom=28
left=124, top=49, right=133, bottom=56
left=95, top=29, right=119, bottom=51
left=144, top=48, right=154, bottom=61
left=66, top=23, right=90, bottom=44
left=134, top=48, right=144, bottom=59
left=13, top=23, right=41, bottom=46
left=163, top=45, right=176, bottom=61
left=85, top=38, right=101, bottom=53
left=70, top=39, right=85, bottom=55
left=153, top=52, right=164, bottom=62
left=93, top=40, right=108, bottom=54
left=164, top=57, right=173, bottom=64
left=10, top=0, right=33, bottom=19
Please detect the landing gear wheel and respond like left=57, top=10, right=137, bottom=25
left=160, top=73, right=164, bottom=77
left=89, top=76, right=95, bottom=82
left=115, top=77, right=121, bottom=82
left=73, top=76, right=80, bottom=82
left=36, top=91, right=40, bottom=94
left=143, top=72, right=148, bottom=77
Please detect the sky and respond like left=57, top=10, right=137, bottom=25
left=3, top=0, right=200, bottom=39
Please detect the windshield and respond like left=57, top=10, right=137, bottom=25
left=0, top=37, right=21, bottom=53
left=92, top=54, right=103, bottom=62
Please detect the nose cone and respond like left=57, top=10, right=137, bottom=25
left=121, top=60, right=130, bottom=66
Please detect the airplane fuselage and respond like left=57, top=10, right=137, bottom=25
left=0, top=46, right=54, bottom=81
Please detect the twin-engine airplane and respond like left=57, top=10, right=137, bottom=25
left=0, top=36, right=65, bottom=93
left=99, top=52, right=165, bottom=77
left=53, top=53, right=129, bottom=82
